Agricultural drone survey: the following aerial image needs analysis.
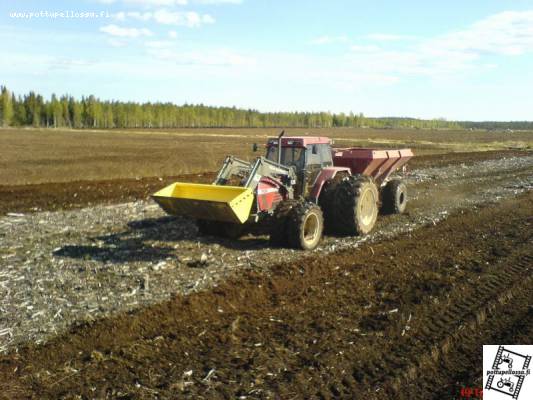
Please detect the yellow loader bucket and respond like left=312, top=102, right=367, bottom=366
left=152, top=182, right=254, bottom=224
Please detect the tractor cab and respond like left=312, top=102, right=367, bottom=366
left=266, top=136, right=333, bottom=169
left=266, top=136, right=333, bottom=197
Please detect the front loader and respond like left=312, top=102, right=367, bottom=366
left=152, top=131, right=413, bottom=250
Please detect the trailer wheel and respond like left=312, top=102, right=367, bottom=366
left=286, top=202, right=324, bottom=250
left=330, top=175, right=379, bottom=235
left=381, top=179, right=407, bottom=214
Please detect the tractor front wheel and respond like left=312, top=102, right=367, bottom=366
left=269, top=201, right=297, bottom=247
left=286, top=202, right=324, bottom=250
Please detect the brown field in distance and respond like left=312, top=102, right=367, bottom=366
left=1, top=127, right=531, bottom=185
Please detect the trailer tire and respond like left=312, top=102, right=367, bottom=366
left=286, top=201, right=324, bottom=250
left=381, top=179, right=407, bottom=214
left=330, top=175, right=379, bottom=235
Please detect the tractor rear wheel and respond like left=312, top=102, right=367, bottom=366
left=286, top=201, right=324, bottom=250
left=381, top=179, right=407, bottom=214
left=329, top=175, right=379, bottom=235
left=318, top=173, right=347, bottom=233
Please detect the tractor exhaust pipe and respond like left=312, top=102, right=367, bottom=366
left=277, top=130, right=285, bottom=165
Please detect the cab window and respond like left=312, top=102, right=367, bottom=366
left=266, top=146, right=305, bottom=169
left=306, top=145, right=321, bottom=166
left=318, top=144, right=333, bottom=166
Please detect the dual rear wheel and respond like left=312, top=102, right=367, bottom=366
left=319, top=174, right=407, bottom=234
left=322, top=175, right=379, bottom=235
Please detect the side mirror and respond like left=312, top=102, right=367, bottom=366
left=252, top=143, right=258, bottom=152
left=312, top=145, right=318, bottom=154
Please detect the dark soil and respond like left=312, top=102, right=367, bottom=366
left=1, top=191, right=531, bottom=399
left=0, top=172, right=215, bottom=215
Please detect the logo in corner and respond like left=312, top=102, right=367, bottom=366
left=484, top=345, right=532, bottom=399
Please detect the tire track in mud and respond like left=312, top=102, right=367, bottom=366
left=432, top=277, right=533, bottom=399
left=302, top=252, right=532, bottom=400
left=360, top=253, right=532, bottom=400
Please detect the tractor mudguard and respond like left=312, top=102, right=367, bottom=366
left=309, top=167, right=351, bottom=202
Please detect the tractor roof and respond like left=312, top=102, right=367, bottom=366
left=266, top=136, right=331, bottom=147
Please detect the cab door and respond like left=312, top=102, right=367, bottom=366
left=302, top=144, right=323, bottom=198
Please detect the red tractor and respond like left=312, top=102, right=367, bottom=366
left=153, top=131, right=412, bottom=250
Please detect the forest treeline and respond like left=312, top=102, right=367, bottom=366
left=0, top=86, right=531, bottom=130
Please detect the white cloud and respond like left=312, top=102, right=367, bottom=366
left=100, top=0, right=188, bottom=6
left=350, top=44, right=381, bottom=53
left=121, top=11, right=153, bottom=21
left=426, top=10, right=533, bottom=56
left=113, top=11, right=126, bottom=21
left=145, top=40, right=173, bottom=48
left=113, top=9, right=215, bottom=27
left=168, top=30, right=178, bottom=38
left=101, top=0, right=244, bottom=5
left=48, top=58, right=96, bottom=70
left=367, top=33, right=413, bottom=42
left=152, top=10, right=214, bottom=26
left=194, top=0, right=242, bottom=4
left=108, top=38, right=128, bottom=47
left=343, top=10, right=533, bottom=81
left=310, top=35, right=348, bottom=45
left=146, top=46, right=255, bottom=66
left=99, top=24, right=153, bottom=37
left=112, top=11, right=150, bottom=21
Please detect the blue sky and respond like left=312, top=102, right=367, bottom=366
left=1, top=0, right=533, bottom=120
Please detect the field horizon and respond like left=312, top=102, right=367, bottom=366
left=1, top=126, right=531, bottom=186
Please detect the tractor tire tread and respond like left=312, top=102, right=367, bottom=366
left=286, top=201, right=324, bottom=250
left=381, top=179, right=407, bottom=214
left=330, top=175, right=378, bottom=236
left=269, top=200, right=299, bottom=246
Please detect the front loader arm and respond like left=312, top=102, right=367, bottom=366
left=244, top=157, right=296, bottom=196
left=214, top=156, right=252, bottom=185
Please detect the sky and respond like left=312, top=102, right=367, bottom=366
left=1, top=0, right=533, bottom=120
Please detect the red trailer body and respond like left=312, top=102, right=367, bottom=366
left=332, top=148, right=413, bottom=184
